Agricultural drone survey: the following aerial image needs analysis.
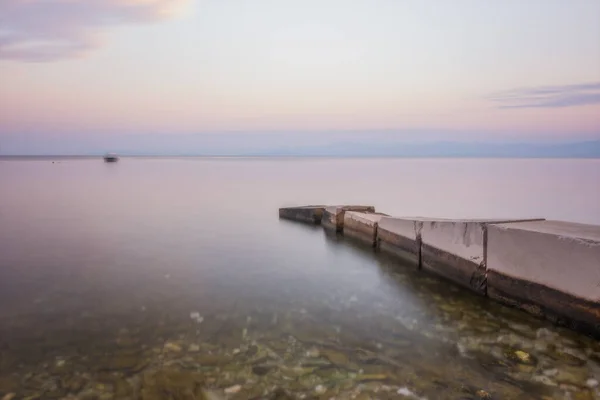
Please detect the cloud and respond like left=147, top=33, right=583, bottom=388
left=488, top=82, right=600, bottom=109
left=0, top=0, right=189, bottom=62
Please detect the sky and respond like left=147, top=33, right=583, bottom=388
left=0, top=0, right=599, bottom=154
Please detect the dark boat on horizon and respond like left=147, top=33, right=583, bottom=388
left=103, top=153, right=119, bottom=162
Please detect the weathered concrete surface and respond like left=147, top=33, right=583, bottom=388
left=487, top=220, right=600, bottom=336
left=377, top=217, right=422, bottom=266
left=419, top=219, right=544, bottom=295
left=278, top=206, right=325, bottom=224
left=322, top=205, right=375, bottom=232
left=343, top=212, right=385, bottom=247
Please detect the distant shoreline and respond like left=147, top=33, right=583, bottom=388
left=1, top=155, right=600, bottom=160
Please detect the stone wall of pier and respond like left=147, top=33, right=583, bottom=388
left=486, top=220, right=600, bottom=337
left=279, top=206, right=325, bottom=224
left=278, top=205, right=600, bottom=337
left=343, top=211, right=385, bottom=247
left=322, top=206, right=376, bottom=232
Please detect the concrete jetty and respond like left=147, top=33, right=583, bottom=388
left=279, top=205, right=599, bottom=337
left=321, top=205, right=375, bottom=232
left=487, top=220, right=600, bottom=335
left=278, top=206, right=326, bottom=224
left=343, top=211, right=386, bottom=247
left=419, top=219, right=544, bottom=295
left=377, top=217, right=423, bottom=266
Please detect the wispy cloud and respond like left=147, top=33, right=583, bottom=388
left=0, top=0, right=189, bottom=62
left=488, top=82, right=600, bottom=109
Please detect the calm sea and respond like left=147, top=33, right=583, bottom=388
left=0, top=157, right=599, bottom=400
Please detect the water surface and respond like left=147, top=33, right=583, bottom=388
left=0, top=158, right=599, bottom=399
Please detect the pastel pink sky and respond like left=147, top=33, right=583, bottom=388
left=0, top=0, right=599, bottom=152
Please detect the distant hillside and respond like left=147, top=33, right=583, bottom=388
left=250, top=140, right=600, bottom=158
left=2, top=135, right=600, bottom=158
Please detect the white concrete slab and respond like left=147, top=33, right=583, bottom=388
left=345, top=211, right=384, bottom=227
left=487, top=220, right=600, bottom=302
left=378, top=217, right=419, bottom=241
left=278, top=205, right=326, bottom=224
left=343, top=212, right=385, bottom=246
left=420, top=220, right=488, bottom=264
left=322, top=205, right=375, bottom=232
left=420, top=218, right=545, bottom=265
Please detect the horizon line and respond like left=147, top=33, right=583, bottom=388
left=2, top=154, right=600, bottom=159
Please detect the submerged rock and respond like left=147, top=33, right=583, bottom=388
left=321, top=349, right=349, bottom=366
left=201, top=389, right=226, bottom=400
left=314, top=366, right=343, bottom=380
left=554, top=367, right=589, bottom=387
left=140, top=370, right=206, bottom=400
left=96, top=354, right=148, bottom=373
left=0, top=376, right=19, bottom=394
left=164, top=342, right=183, bottom=353
left=551, top=349, right=587, bottom=366
left=396, top=387, right=426, bottom=399
left=251, top=365, right=272, bottom=376
left=356, top=373, right=388, bottom=382
left=190, top=312, right=204, bottom=324
left=505, top=349, right=536, bottom=365
left=114, top=377, right=132, bottom=398
left=224, top=384, right=241, bottom=394
left=194, top=354, right=231, bottom=367
left=61, top=374, right=87, bottom=393
left=306, top=348, right=320, bottom=358
left=314, top=384, right=326, bottom=394
left=116, top=335, right=140, bottom=348
left=281, top=366, right=315, bottom=378
left=573, top=390, right=595, bottom=400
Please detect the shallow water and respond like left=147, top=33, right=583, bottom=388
left=0, top=157, right=599, bottom=399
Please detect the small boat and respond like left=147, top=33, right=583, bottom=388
left=103, top=153, right=119, bottom=162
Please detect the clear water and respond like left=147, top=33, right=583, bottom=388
left=0, top=157, right=599, bottom=400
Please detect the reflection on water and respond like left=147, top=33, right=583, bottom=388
left=0, top=158, right=599, bottom=399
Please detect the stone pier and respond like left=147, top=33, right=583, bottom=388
left=343, top=212, right=386, bottom=247
left=377, top=217, right=422, bottom=266
left=487, top=220, right=600, bottom=336
left=322, top=205, right=375, bottom=232
left=278, top=205, right=599, bottom=336
left=278, top=206, right=325, bottom=224
left=419, top=219, right=544, bottom=295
